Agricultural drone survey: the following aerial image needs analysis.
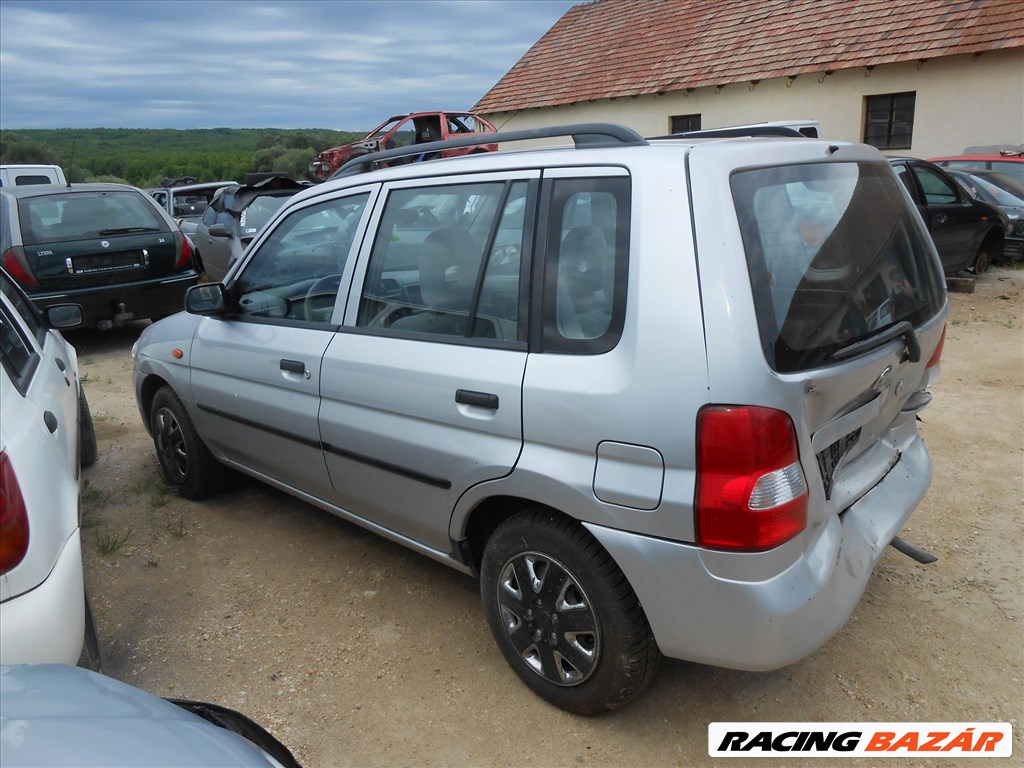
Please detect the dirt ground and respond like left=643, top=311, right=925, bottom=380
left=72, top=267, right=1022, bottom=768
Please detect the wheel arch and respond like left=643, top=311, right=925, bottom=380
left=138, top=373, right=172, bottom=435
left=459, top=495, right=585, bottom=574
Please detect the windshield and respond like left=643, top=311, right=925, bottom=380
left=965, top=173, right=1024, bottom=207
left=18, top=190, right=168, bottom=245
left=731, top=162, right=945, bottom=373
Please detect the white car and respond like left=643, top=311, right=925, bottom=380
left=0, top=268, right=99, bottom=666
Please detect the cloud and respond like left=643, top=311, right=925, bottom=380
left=0, top=0, right=575, bottom=129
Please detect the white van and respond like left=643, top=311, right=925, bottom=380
left=0, top=165, right=67, bottom=187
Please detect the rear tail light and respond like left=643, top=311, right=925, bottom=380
left=2, top=246, right=39, bottom=287
left=0, top=452, right=31, bottom=575
left=173, top=231, right=193, bottom=271
left=695, top=405, right=808, bottom=552
left=924, top=324, right=946, bottom=389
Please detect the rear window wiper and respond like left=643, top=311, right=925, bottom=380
left=830, top=320, right=921, bottom=363
left=97, top=226, right=161, bottom=235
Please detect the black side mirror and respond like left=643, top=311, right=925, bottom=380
left=185, top=283, right=227, bottom=315
left=45, top=304, right=84, bottom=329
left=208, top=223, right=231, bottom=238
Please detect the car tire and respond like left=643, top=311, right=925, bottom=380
left=79, top=588, right=103, bottom=673
left=79, top=387, right=98, bottom=468
left=150, top=387, right=223, bottom=499
left=480, top=509, right=661, bottom=714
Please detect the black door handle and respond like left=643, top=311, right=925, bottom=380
left=43, top=411, right=58, bottom=434
left=456, top=389, right=499, bottom=409
left=280, top=359, right=305, bottom=374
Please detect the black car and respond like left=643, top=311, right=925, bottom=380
left=889, top=158, right=1007, bottom=274
left=192, top=175, right=304, bottom=282
left=945, top=168, right=1024, bottom=263
left=0, top=183, right=199, bottom=328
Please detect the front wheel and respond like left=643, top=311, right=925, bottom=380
left=480, top=509, right=661, bottom=714
left=150, top=387, right=223, bottom=499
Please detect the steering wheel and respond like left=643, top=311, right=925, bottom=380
left=303, top=273, right=343, bottom=322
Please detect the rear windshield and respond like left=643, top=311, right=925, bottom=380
left=731, top=162, right=945, bottom=373
left=239, top=194, right=291, bottom=238
left=19, top=190, right=168, bottom=245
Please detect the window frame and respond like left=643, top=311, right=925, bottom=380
left=863, top=91, right=916, bottom=150
left=0, top=298, right=41, bottom=396
left=670, top=114, right=701, bottom=134
left=341, top=171, right=539, bottom=351
left=532, top=170, right=632, bottom=356
left=224, top=186, right=378, bottom=330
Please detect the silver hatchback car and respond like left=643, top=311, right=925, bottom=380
left=133, top=124, right=947, bottom=714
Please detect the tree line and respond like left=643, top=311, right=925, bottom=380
left=0, top=128, right=364, bottom=186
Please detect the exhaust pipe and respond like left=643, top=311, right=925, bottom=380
left=890, top=535, right=937, bottom=564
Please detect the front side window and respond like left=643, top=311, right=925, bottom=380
left=732, top=162, right=945, bottom=373
left=864, top=92, right=916, bottom=150
left=913, top=165, right=961, bottom=206
left=233, top=193, right=370, bottom=325
left=356, top=181, right=528, bottom=342
left=19, top=190, right=168, bottom=245
left=542, top=177, right=630, bottom=353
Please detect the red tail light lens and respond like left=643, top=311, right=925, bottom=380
left=173, top=231, right=193, bottom=270
left=2, top=246, right=39, bottom=287
left=696, top=405, right=808, bottom=552
left=0, top=452, right=31, bottom=575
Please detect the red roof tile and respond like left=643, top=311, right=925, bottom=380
left=475, top=0, right=1024, bottom=113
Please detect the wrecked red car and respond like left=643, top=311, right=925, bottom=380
left=310, top=111, right=498, bottom=179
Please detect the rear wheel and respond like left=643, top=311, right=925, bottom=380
left=150, top=387, right=223, bottom=499
left=480, top=509, right=661, bottom=714
left=79, top=387, right=98, bottom=468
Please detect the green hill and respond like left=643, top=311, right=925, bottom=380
left=0, top=127, right=362, bottom=186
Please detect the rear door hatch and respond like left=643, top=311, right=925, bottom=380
left=689, top=140, right=947, bottom=516
left=18, top=189, right=177, bottom=290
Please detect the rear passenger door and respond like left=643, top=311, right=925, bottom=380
left=319, top=173, right=537, bottom=552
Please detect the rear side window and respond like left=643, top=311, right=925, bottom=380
left=356, top=180, right=529, bottom=343
left=18, top=190, right=168, bottom=245
left=541, top=177, right=630, bottom=354
left=0, top=305, right=39, bottom=395
left=732, top=162, right=944, bottom=373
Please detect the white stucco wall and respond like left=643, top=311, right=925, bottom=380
left=483, top=49, right=1024, bottom=158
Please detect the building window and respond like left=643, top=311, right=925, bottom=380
left=864, top=92, right=916, bottom=150
left=670, top=114, right=701, bottom=134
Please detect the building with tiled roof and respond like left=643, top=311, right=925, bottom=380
left=475, top=0, right=1024, bottom=157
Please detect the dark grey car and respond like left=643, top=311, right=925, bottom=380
left=889, top=157, right=1007, bottom=273
left=192, top=176, right=304, bottom=281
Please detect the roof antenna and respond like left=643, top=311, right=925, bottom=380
left=66, top=141, right=75, bottom=187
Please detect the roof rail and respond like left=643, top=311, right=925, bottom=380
left=331, top=123, right=647, bottom=179
left=649, top=125, right=807, bottom=140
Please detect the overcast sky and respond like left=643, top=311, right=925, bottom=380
left=0, top=0, right=575, bottom=131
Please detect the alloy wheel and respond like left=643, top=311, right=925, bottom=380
left=496, top=551, right=600, bottom=686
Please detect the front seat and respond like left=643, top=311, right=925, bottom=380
left=391, top=228, right=481, bottom=336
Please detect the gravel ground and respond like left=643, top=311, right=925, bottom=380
left=73, top=267, right=1023, bottom=768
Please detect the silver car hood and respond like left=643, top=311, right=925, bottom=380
left=0, top=665, right=290, bottom=767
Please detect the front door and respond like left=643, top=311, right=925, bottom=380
left=189, top=189, right=376, bottom=498
left=908, top=162, right=977, bottom=271
left=319, top=174, right=536, bottom=551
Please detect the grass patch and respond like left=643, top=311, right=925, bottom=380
left=130, top=471, right=175, bottom=509
left=95, top=527, right=132, bottom=556
left=81, top=480, right=113, bottom=512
